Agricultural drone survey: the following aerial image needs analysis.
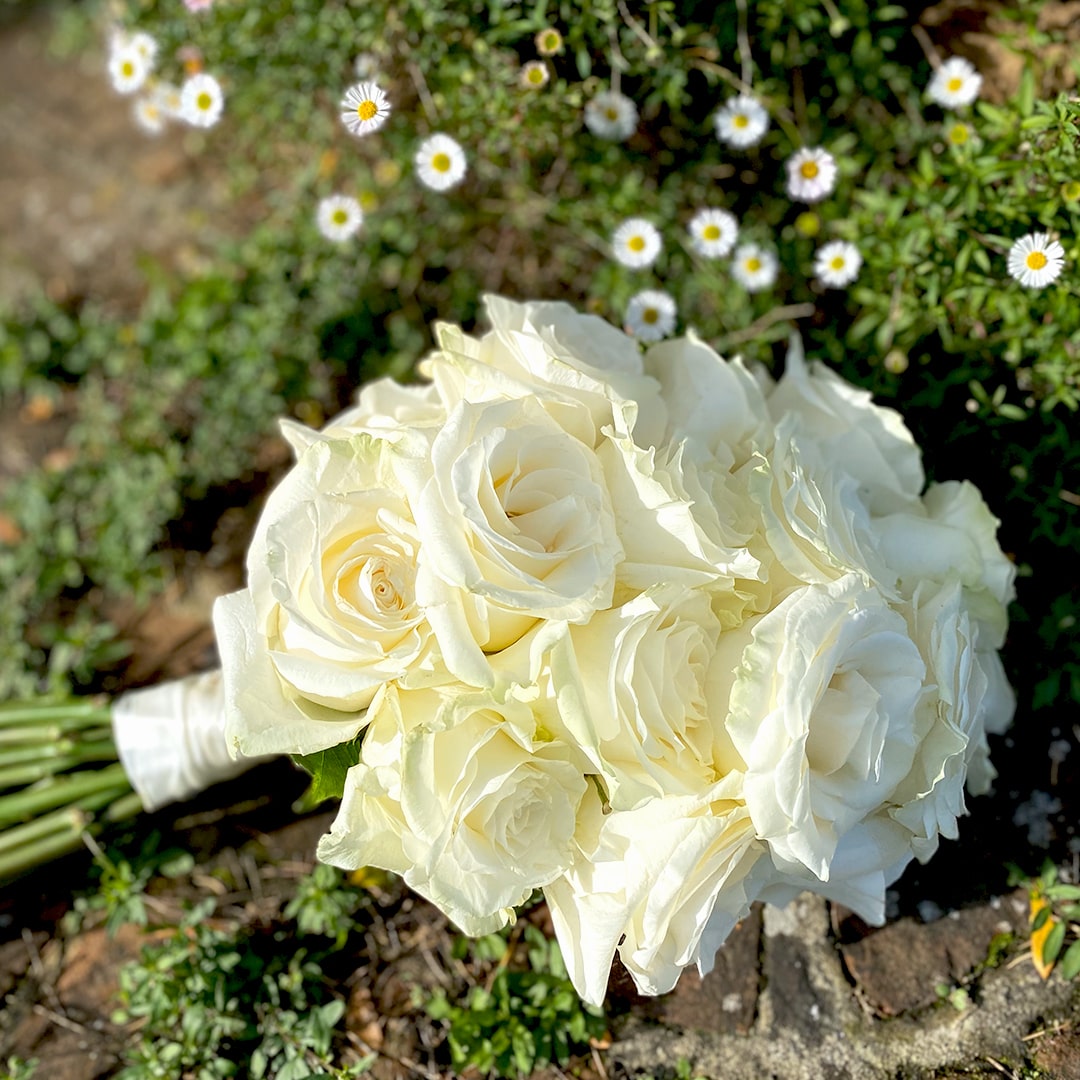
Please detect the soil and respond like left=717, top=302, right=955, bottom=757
left=1, top=3, right=1079, bottom=1079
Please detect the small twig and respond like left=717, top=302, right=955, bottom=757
left=408, top=61, right=438, bottom=125
left=617, top=1, right=657, bottom=53
left=735, top=0, right=753, bottom=85
left=719, top=302, right=816, bottom=349
left=32, top=1002, right=94, bottom=1037
left=912, top=24, right=940, bottom=68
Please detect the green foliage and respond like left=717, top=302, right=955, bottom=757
left=113, top=868, right=369, bottom=1078
left=0, top=1058, right=38, bottom=1080
left=1026, top=861, right=1080, bottom=979
left=292, top=740, right=365, bottom=811
left=425, top=922, right=607, bottom=1078
left=282, top=863, right=364, bottom=950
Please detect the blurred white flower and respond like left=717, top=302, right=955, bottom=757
left=928, top=57, right=982, bottom=109
left=585, top=89, right=638, bottom=141
left=786, top=147, right=838, bottom=204
left=341, top=81, right=390, bottom=137
left=814, top=240, right=862, bottom=288
left=1007, top=233, right=1065, bottom=288
left=687, top=208, right=738, bottom=258
left=731, top=243, right=778, bottom=291
left=316, top=194, right=364, bottom=242
left=180, top=72, right=224, bottom=128
left=612, top=218, right=662, bottom=269
left=714, top=94, right=769, bottom=149
left=625, top=289, right=677, bottom=341
left=415, top=134, right=467, bottom=191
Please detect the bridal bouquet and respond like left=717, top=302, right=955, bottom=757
left=210, top=296, right=1015, bottom=1005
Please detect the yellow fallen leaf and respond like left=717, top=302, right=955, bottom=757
left=1030, top=892, right=1056, bottom=980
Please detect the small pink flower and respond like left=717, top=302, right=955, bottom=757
left=184, top=0, right=214, bottom=12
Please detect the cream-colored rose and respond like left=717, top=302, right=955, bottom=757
left=544, top=774, right=764, bottom=1004
left=644, top=332, right=773, bottom=470
left=875, top=480, right=1016, bottom=612
left=404, top=394, right=622, bottom=682
left=280, top=377, right=445, bottom=454
left=422, top=296, right=665, bottom=449
left=725, top=574, right=926, bottom=880
left=888, top=579, right=1015, bottom=859
left=548, top=584, right=740, bottom=809
left=213, top=432, right=436, bottom=757
left=317, top=682, right=592, bottom=936
left=766, top=335, right=925, bottom=515
left=746, top=417, right=896, bottom=594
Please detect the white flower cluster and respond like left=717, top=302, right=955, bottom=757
left=215, top=298, right=1014, bottom=1005
left=106, top=27, right=224, bottom=132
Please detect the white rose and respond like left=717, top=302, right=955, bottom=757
left=875, top=480, right=1016, bottom=610
left=317, top=682, right=592, bottom=936
left=886, top=580, right=990, bottom=860
left=423, top=296, right=665, bottom=448
left=725, top=575, right=926, bottom=880
left=756, top=814, right=916, bottom=926
left=213, top=432, right=435, bottom=757
left=544, top=774, right=763, bottom=1004
left=280, top=377, right=444, bottom=454
left=766, top=335, right=925, bottom=515
left=548, top=584, right=741, bottom=809
left=747, top=417, right=896, bottom=594
left=644, top=332, right=773, bottom=470
left=405, top=394, right=622, bottom=681
left=597, top=428, right=764, bottom=599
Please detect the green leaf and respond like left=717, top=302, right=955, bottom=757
left=1043, top=918, right=1067, bottom=966
left=1018, top=67, right=1035, bottom=118
left=1031, top=904, right=1052, bottom=932
left=1060, top=939, right=1080, bottom=980
left=291, top=738, right=364, bottom=808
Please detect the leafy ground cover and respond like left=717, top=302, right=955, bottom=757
left=0, top=0, right=1079, bottom=1076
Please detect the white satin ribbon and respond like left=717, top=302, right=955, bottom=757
left=112, top=669, right=270, bottom=812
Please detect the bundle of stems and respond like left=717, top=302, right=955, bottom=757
left=0, top=698, right=142, bottom=883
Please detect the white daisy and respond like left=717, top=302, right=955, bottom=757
left=341, top=82, right=391, bottom=137
left=731, top=243, right=779, bottom=292
left=814, top=240, right=862, bottom=288
left=317, top=195, right=364, bottom=242
left=786, top=147, right=838, bottom=204
left=353, top=53, right=378, bottom=79
left=612, top=218, right=662, bottom=269
left=535, top=27, right=564, bottom=56
left=1007, top=233, right=1065, bottom=288
left=133, top=95, right=166, bottom=135
left=415, top=134, right=467, bottom=191
left=108, top=46, right=149, bottom=95
left=128, top=31, right=159, bottom=66
left=928, top=57, right=982, bottom=109
left=714, top=94, right=769, bottom=149
left=154, top=82, right=184, bottom=119
left=626, top=289, right=677, bottom=342
left=521, top=60, right=550, bottom=89
left=180, top=72, right=224, bottom=128
left=584, top=90, right=638, bottom=141
left=688, top=208, right=738, bottom=258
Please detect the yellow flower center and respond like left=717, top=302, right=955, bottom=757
left=949, top=123, right=969, bottom=145
left=800, top=160, right=820, bottom=179
left=745, top=257, right=762, bottom=273
left=702, top=224, right=721, bottom=241
left=432, top=152, right=451, bottom=172
left=332, top=209, right=348, bottom=225
left=357, top=100, right=378, bottom=121
left=1026, top=250, right=1048, bottom=270
left=541, top=31, right=560, bottom=52
left=121, top=61, right=134, bottom=77
left=527, top=67, right=545, bottom=84
left=947, top=77, right=963, bottom=93
left=628, top=235, right=646, bottom=252
left=642, top=308, right=659, bottom=324
left=605, top=107, right=619, bottom=121
left=830, top=256, right=846, bottom=270
left=197, top=91, right=212, bottom=111
left=733, top=113, right=749, bottom=128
